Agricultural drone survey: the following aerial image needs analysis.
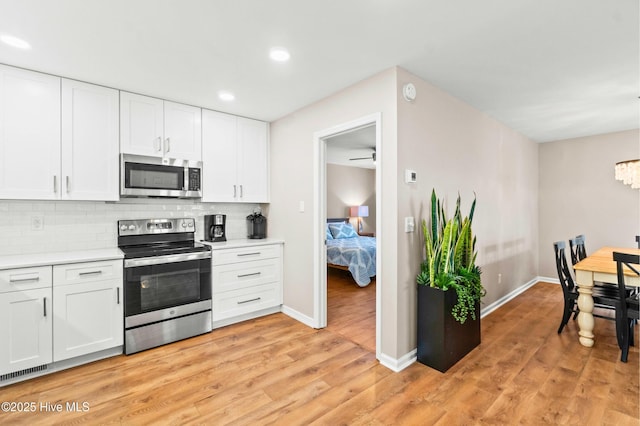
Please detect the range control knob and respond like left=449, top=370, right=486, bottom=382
left=119, top=224, right=128, bottom=232
left=181, top=222, right=187, bottom=228
left=188, top=222, right=194, bottom=228
left=128, top=224, right=136, bottom=231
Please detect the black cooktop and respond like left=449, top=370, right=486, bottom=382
left=119, top=241, right=210, bottom=259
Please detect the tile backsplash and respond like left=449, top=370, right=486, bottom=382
left=0, top=199, right=265, bottom=256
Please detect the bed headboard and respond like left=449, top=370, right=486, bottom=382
left=327, top=218, right=349, bottom=224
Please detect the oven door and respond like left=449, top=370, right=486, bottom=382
left=124, top=254, right=211, bottom=320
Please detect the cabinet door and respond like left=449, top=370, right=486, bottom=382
left=53, top=280, right=123, bottom=361
left=163, top=101, right=202, bottom=161
left=237, top=117, right=269, bottom=202
left=61, top=79, right=119, bottom=201
left=0, top=288, right=52, bottom=375
left=120, top=92, right=164, bottom=157
left=202, top=109, right=238, bottom=202
left=0, top=65, right=61, bottom=200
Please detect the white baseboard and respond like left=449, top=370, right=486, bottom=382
left=281, top=304, right=317, bottom=328
left=480, top=276, right=542, bottom=318
left=378, top=349, right=417, bottom=372
left=537, top=276, right=560, bottom=285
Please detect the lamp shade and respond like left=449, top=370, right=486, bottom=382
left=349, top=205, right=369, bottom=217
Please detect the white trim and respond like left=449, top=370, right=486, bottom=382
left=537, top=276, right=560, bottom=285
left=313, top=113, right=383, bottom=358
left=480, top=277, right=539, bottom=318
left=378, top=349, right=417, bottom=373
left=281, top=304, right=316, bottom=329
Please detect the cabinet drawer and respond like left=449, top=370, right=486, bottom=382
left=212, top=283, right=280, bottom=320
left=0, top=266, right=52, bottom=293
left=53, top=259, right=123, bottom=286
left=211, top=244, right=280, bottom=265
left=212, top=258, right=280, bottom=292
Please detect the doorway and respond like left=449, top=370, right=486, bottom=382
left=313, top=113, right=382, bottom=359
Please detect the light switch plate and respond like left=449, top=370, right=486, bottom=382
left=405, top=217, right=415, bottom=233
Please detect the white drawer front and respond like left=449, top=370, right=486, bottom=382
left=0, top=266, right=52, bottom=293
left=212, top=258, right=280, bottom=292
left=53, top=259, right=123, bottom=286
left=212, top=283, right=280, bottom=320
left=211, top=244, right=280, bottom=265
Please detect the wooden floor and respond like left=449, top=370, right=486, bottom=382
left=326, top=267, right=376, bottom=352
left=0, top=282, right=638, bottom=425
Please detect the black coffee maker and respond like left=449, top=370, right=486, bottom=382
left=246, top=210, right=267, bottom=239
left=204, top=214, right=226, bottom=242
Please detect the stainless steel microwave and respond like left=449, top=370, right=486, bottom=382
left=120, top=154, right=202, bottom=198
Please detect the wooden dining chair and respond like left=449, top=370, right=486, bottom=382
left=554, top=241, right=618, bottom=334
left=636, top=235, right=640, bottom=249
left=612, top=251, right=640, bottom=362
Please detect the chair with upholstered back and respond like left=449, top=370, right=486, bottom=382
left=554, top=241, right=618, bottom=334
left=612, top=251, right=640, bottom=363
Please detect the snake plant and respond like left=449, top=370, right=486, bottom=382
left=417, top=189, right=485, bottom=323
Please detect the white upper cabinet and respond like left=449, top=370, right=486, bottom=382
left=61, top=79, right=119, bottom=201
left=202, top=110, right=269, bottom=203
left=0, top=65, right=61, bottom=200
left=120, top=92, right=202, bottom=161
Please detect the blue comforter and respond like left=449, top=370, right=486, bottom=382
left=327, top=236, right=376, bottom=287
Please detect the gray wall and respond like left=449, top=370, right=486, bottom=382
left=538, top=129, right=640, bottom=278
left=326, top=163, right=376, bottom=233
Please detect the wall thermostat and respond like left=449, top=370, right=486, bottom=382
left=402, top=83, right=417, bottom=101
left=405, top=169, right=417, bottom=183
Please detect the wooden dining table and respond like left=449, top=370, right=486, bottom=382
left=573, top=246, right=640, bottom=347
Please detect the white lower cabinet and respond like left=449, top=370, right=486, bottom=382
left=53, top=260, right=123, bottom=362
left=211, top=243, right=283, bottom=326
left=0, top=266, right=53, bottom=376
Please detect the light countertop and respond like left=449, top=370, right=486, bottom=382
left=200, top=238, right=284, bottom=251
left=0, top=248, right=124, bottom=270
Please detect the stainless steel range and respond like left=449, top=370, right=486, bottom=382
left=118, top=218, right=212, bottom=354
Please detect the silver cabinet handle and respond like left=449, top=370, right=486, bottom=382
left=156, top=137, right=162, bottom=152
left=79, top=270, right=103, bottom=277
left=9, top=276, right=40, bottom=283
left=240, top=184, right=243, bottom=198
left=53, top=175, right=57, bottom=193
left=165, top=137, right=170, bottom=153
left=66, top=176, right=70, bottom=193
left=233, top=185, right=237, bottom=198
left=237, top=297, right=261, bottom=305
left=237, top=252, right=261, bottom=257
left=43, top=297, right=47, bottom=317
left=237, top=272, right=261, bottom=278
left=117, top=287, right=120, bottom=305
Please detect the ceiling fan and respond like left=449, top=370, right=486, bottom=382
left=349, top=151, right=376, bottom=162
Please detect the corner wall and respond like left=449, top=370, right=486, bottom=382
left=395, top=67, right=539, bottom=356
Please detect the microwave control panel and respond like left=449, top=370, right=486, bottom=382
left=188, top=168, right=201, bottom=191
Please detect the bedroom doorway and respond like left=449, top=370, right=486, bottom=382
left=313, top=113, right=382, bottom=359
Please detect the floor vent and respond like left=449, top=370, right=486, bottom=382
left=0, top=364, right=48, bottom=382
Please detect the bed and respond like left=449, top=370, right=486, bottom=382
left=326, top=218, right=376, bottom=287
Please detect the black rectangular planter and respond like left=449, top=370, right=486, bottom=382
left=417, top=285, right=481, bottom=372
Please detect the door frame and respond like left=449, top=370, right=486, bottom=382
left=312, top=112, right=382, bottom=359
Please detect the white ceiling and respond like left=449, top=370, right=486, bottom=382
left=326, top=125, right=376, bottom=169
left=0, top=0, right=637, bottom=143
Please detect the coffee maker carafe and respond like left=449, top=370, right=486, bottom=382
left=204, top=214, right=226, bottom=242
left=246, top=210, right=267, bottom=239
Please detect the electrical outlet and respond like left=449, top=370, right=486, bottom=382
left=31, top=215, right=44, bottom=231
left=404, top=217, right=415, bottom=233
left=498, top=273, right=502, bottom=284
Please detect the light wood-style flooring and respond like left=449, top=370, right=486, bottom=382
left=0, top=281, right=638, bottom=425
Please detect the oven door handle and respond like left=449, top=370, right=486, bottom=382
left=124, top=251, right=211, bottom=268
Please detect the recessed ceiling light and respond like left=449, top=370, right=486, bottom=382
left=269, top=47, right=290, bottom=62
left=218, top=91, right=235, bottom=101
left=1, top=34, right=31, bottom=50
